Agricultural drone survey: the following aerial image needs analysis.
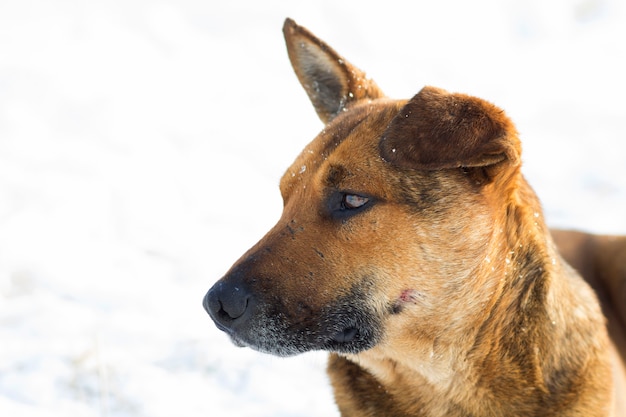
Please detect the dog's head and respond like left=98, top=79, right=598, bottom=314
left=204, top=19, right=522, bottom=358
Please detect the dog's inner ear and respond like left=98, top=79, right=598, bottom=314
left=283, top=18, right=384, bottom=124
left=380, top=86, right=521, bottom=174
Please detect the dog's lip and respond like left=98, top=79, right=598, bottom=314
left=228, top=335, right=248, bottom=348
left=213, top=321, right=251, bottom=349
left=216, top=327, right=252, bottom=349
left=213, top=320, right=232, bottom=334
left=330, top=326, right=359, bottom=343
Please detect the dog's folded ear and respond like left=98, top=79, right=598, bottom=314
left=283, top=18, right=384, bottom=124
left=380, top=86, right=521, bottom=174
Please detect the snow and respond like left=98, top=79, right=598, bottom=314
left=1, top=1, right=625, bottom=416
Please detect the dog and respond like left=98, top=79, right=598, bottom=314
left=204, top=18, right=626, bottom=416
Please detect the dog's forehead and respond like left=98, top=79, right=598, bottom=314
left=280, top=99, right=404, bottom=198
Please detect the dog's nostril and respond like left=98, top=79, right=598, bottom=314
left=218, top=295, right=249, bottom=321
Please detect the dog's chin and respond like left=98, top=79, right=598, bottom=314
left=229, top=338, right=309, bottom=357
left=226, top=324, right=380, bottom=357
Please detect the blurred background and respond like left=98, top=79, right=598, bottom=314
left=1, top=1, right=625, bottom=416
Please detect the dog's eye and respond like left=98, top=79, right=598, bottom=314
left=327, top=192, right=373, bottom=220
left=342, top=194, right=369, bottom=210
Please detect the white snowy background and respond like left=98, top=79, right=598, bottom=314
left=1, top=0, right=625, bottom=416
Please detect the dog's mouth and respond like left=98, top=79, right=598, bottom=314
left=317, top=304, right=383, bottom=354
left=332, top=326, right=359, bottom=343
left=322, top=325, right=378, bottom=353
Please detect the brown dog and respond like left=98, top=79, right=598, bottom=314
left=204, top=19, right=626, bottom=416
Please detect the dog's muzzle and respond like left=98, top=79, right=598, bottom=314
left=203, top=266, right=383, bottom=356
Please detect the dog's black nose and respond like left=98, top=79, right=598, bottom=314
left=203, top=280, right=253, bottom=332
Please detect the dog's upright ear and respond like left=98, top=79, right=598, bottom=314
left=380, top=86, right=521, bottom=175
left=283, top=18, right=385, bottom=123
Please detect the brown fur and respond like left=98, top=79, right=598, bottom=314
left=204, top=18, right=626, bottom=416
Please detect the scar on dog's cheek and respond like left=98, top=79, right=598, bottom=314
left=400, top=289, right=420, bottom=303
left=391, top=289, right=421, bottom=314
